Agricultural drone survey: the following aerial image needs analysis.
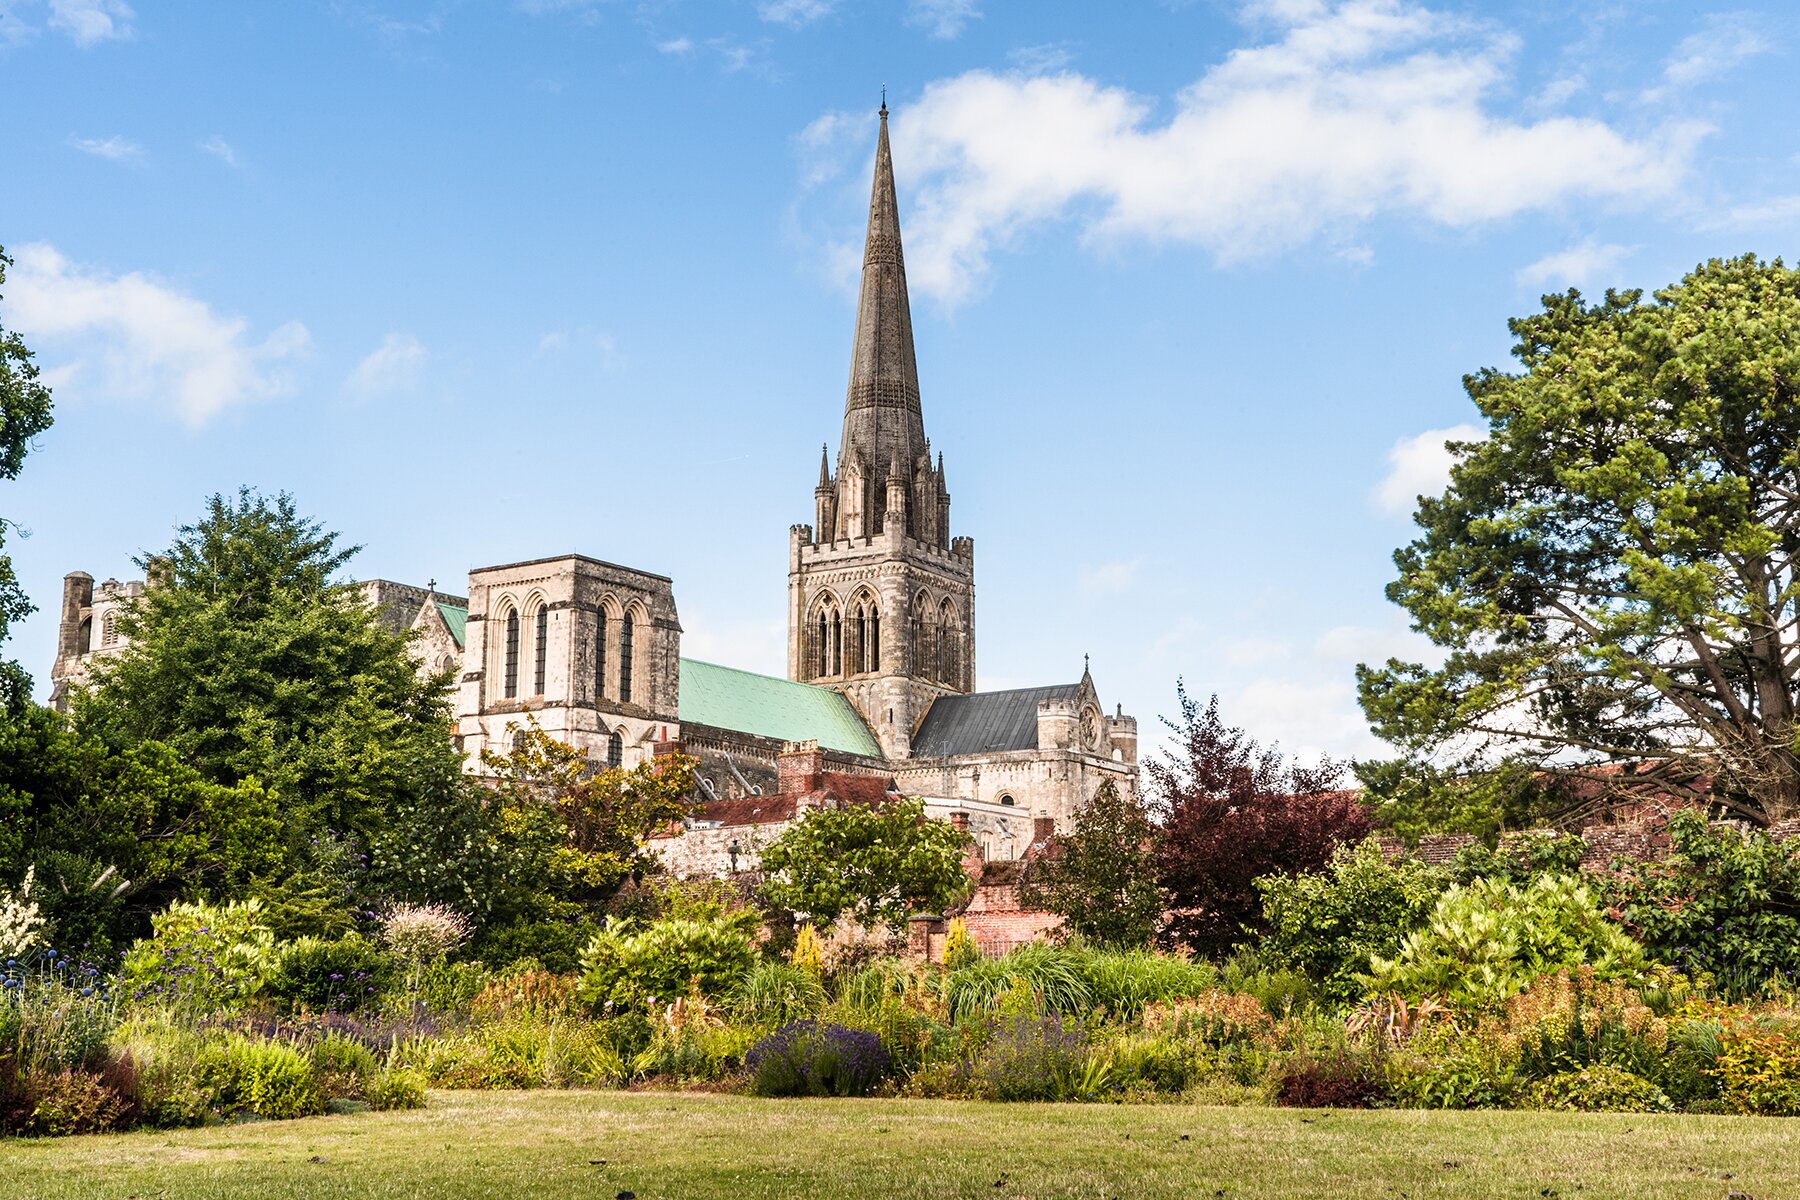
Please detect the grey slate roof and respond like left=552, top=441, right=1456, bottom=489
left=910, top=683, right=1080, bottom=758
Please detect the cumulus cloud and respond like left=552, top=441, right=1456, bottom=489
left=758, top=0, right=832, bottom=28
left=655, top=36, right=693, bottom=54
left=1516, top=239, right=1630, bottom=290
left=5, top=243, right=310, bottom=426
left=346, top=333, right=427, bottom=398
left=47, top=0, right=132, bottom=45
left=67, top=134, right=141, bottom=162
left=907, top=0, right=978, bottom=40
left=834, top=0, right=1703, bottom=303
left=1373, top=423, right=1484, bottom=516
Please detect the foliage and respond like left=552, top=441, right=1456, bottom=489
left=265, top=935, right=393, bottom=1014
left=1710, top=1016, right=1800, bottom=1115
left=1150, top=686, right=1369, bottom=955
left=368, top=771, right=515, bottom=925
left=941, top=918, right=979, bottom=970
left=789, top=922, right=825, bottom=979
left=576, top=911, right=759, bottom=1010
left=0, top=245, right=56, bottom=706
left=944, top=943, right=1092, bottom=1023
left=1522, top=1064, right=1672, bottom=1113
left=758, top=796, right=970, bottom=930
left=1604, top=812, right=1800, bottom=996
left=1258, top=839, right=1448, bottom=1005
left=0, top=704, right=283, bottom=948
left=122, top=899, right=276, bottom=1013
left=366, top=1066, right=427, bottom=1111
left=1449, top=831, right=1587, bottom=885
left=730, top=961, right=825, bottom=1026
left=1356, top=758, right=1565, bottom=844
left=75, top=488, right=462, bottom=858
left=1275, top=1049, right=1387, bottom=1108
left=379, top=902, right=472, bottom=970
left=481, top=722, right=700, bottom=916
left=1018, top=779, right=1161, bottom=948
left=1369, top=875, right=1648, bottom=1008
left=197, top=1037, right=324, bottom=1120
left=1359, top=256, right=1800, bottom=826
left=746, top=1020, right=892, bottom=1097
left=972, top=1013, right=1090, bottom=1102
left=0, top=866, right=44, bottom=958
left=473, top=919, right=598, bottom=976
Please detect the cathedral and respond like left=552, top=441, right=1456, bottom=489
left=48, top=105, right=1139, bottom=874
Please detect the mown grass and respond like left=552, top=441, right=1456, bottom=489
left=5, top=1090, right=1795, bottom=1199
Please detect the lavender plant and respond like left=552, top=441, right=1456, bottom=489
left=746, top=1020, right=891, bottom=1097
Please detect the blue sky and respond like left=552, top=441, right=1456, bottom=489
left=3, top=0, right=1798, bottom=761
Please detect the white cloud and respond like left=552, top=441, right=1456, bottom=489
left=346, top=333, right=427, bottom=398
left=655, top=36, right=693, bottom=55
left=47, top=0, right=131, bottom=45
left=1373, top=423, right=1483, bottom=517
left=1710, top=193, right=1800, bottom=230
left=6, top=242, right=310, bottom=426
left=198, top=135, right=236, bottom=166
left=835, top=0, right=1702, bottom=304
left=907, top=0, right=979, bottom=40
left=758, top=0, right=832, bottom=28
left=1515, top=238, right=1629, bottom=290
left=1652, top=12, right=1769, bottom=97
left=536, top=326, right=621, bottom=369
left=1078, top=558, right=1143, bottom=598
left=1008, top=42, right=1073, bottom=73
left=67, top=134, right=140, bottom=162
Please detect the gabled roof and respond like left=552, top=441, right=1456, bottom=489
left=910, top=683, right=1081, bottom=758
left=677, top=658, right=883, bottom=758
left=436, top=602, right=467, bottom=649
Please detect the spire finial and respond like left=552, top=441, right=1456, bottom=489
left=819, top=442, right=830, bottom=487
left=880, top=83, right=887, bottom=116
left=1084, top=653, right=1091, bottom=676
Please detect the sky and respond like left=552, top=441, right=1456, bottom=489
left=3, top=0, right=1798, bottom=765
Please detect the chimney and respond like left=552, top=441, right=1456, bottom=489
left=778, top=740, right=825, bottom=795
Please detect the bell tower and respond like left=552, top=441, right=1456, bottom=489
left=787, top=101, right=975, bottom=758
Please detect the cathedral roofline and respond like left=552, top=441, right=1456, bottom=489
left=468, top=552, right=673, bottom=583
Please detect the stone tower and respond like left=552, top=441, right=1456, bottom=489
left=787, top=101, right=975, bottom=758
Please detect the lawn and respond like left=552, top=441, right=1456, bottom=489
left=5, top=1090, right=1790, bottom=1200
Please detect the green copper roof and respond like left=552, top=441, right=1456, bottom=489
left=678, top=658, right=882, bottom=757
left=437, top=602, right=468, bottom=649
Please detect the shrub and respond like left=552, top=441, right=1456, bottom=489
left=1276, top=1050, right=1386, bottom=1108
left=731, top=961, right=826, bottom=1026
left=746, top=1021, right=892, bottom=1097
left=576, top=913, right=758, bottom=1009
left=1073, top=946, right=1217, bottom=1018
left=266, top=934, right=394, bottom=1013
left=1143, top=992, right=1273, bottom=1048
left=633, top=993, right=755, bottom=1081
left=1522, top=1064, right=1672, bottom=1113
left=308, top=1034, right=379, bottom=1100
left=944, top=944, right=1091, bottom=1023
left=122, top=899, right=276, bottom=1013
left=474, top=919, right=598, bottom=975
left=973, top=1013, right=1089, bottom=1102
left=1711, top=1020, right=1800, bottom=1115
left=470, top=969, right=580, bottom=1022
left=366, top=1066, right=426, bottom=1111
left=110, top=1018, right=210, bottom=1128
left=198, top=1038, right=323, bottom=1121
left=0, top=867, right=47, bottom=958
left=1258, top=839, right=1447, bottom=1005
left=1368, top=874, right=1648, bottom=1009
left=23, top=1067, right=127, bottom=1135
left=418, top=959, right=491, bottom=1013
left=942, top=918, right=979, bottom=970
left=789, top=923, right=825, bottom=979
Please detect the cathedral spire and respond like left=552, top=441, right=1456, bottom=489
left=841, top=101, right=924, bottom=504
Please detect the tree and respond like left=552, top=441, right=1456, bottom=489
left=758, top=797, right=970, bottom=930
left=472, top=720, right=700, bottom=924
left=0, top=245, right=57, bottom=706
left=1018, top=780, right=1161, bottom=948
left=1361, top=256, right=1800, bottom=826
left=1151, top=685, right=1370, bottom=955
left=75, top=489, right=460, bottom=851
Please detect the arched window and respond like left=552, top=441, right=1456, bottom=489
left=533, top=604, right=549, bottom=695
left=439, top=654, right=457, bottom=674
left=998, top=793, right=1016, bottom=807
left=594, top=608, right=608, bottom=701
left=829, top=608, right=843, bottom=676
left=510, top=728, right=526, bottom=753
left=619, top=610, right=635, bottom=704
left=503, top=607, right=520, bottom=699
left=938, top=600, right=958, bottom=687
left=607, top=728, right=624, bottom=769
left=913, top=595, right=932, bottom=681
left=869, top=603, right=881, bottom=672
left=76, top=617, right=91, bottom=654
left=816, top=609, right=830, bottom=678
left=101, top=610, right=119, bottom=647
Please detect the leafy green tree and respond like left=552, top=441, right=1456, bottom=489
left=1018, top=780, right=1161, bottom=948
left=759, top=797, right=970, bottom=930
left=1361, top=256, right=1800, bottom=826
left=75, top=489, right=460, bottom=849
left=1355, top=758, right=1564, bottom=844
left=1257, top=839, right=1449, bottom=1005
left=1603, top=811, right=1800, bottom=996
left=0, top=246, right=56, bottom=706
left=0, top=703, right=282, bottom=952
